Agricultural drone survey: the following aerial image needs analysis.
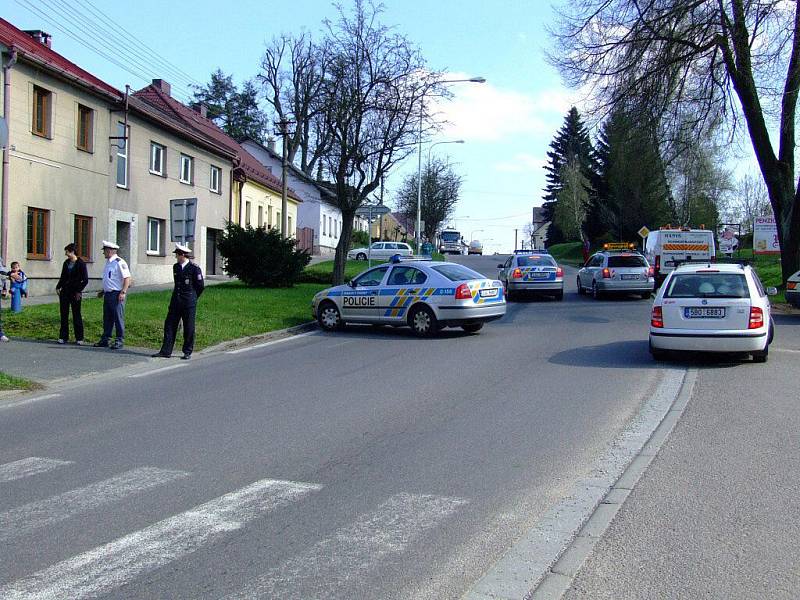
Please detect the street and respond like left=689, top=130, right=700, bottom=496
left=1, top=255, right=798, bottom=599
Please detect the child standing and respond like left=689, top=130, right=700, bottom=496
left=6, top=262, right=28, bottom=313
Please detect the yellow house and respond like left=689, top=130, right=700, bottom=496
left=370, top=211, right=414, bottom=242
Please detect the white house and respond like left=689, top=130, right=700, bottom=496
left=241, top=139, right=366, bottom=256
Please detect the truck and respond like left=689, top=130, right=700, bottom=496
left=644, top=227, right=716, bottom=285
left=439, top=228, right=464, bottom=255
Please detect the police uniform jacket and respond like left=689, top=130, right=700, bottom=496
left=171, top=261, right=204, bottom=306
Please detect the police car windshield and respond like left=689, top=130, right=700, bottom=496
left=517, top=256, right=555, bottom=267
left=665, top=273, right=748, bottom=298
left=432, top=264, right=483, bottom=282
left=608, top=255, right=646, bottom=268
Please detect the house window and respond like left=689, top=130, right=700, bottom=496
left=76, top=105, right=93, bottom=151
left=245, top=201, right=251, bottom=226
left=32, top=86, right=52, bottom=138
left=210, top=165, right=221, bottom=194
left=74, top=215, right=92, bottom=261
left=322, top=215, right=326, bottom=235
left=277, top=212, right=281, bottom=233
left=26, top=207, right=50, bottom=258
left=288, top=216, right=292, bottom=234
left=150, top=142, right=166, bottom=176
left=257, top=206, right=263, bottom=228
left=179, top=154, right=194, bottom=184
left=267, top=206, right=273, bottom=228
left=116, top=122, right=129, bottom=188
left=147, top=217, right=164, bottom=255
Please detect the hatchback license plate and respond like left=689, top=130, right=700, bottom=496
left=685, top=307, right=725, bottom=318
left=621, top=274, right=638, bottom=280
left=480, top=288, right=499, bottom=298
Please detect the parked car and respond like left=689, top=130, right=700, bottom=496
left=577, top=251, right=655, bottom=299
left=498, top=252, right=563, bottom=300
left=347, top=242, right=413, bottom=261
left=312, top=256, right=506, bottom=336
left=468, top=240, right=483, bottom=255
left=786, top=269, right=800, bottom=308
left=649, top=262, right=776, bottom=362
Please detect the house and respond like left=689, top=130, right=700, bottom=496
left=242, top=138, right=356, bottom=256
left=1, top=21, right=125, bottom=295
left=370, top=211, right=414, bottom=243
left=530, top=206, right=550, bottom=250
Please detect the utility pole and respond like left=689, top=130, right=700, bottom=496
left=275, top=119, right=293, bottom=239
left=514, top=228, right=518, bottom=251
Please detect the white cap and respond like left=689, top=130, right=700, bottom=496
left=173, top=243, right=191, bottom=254
left=101, top=240, right=120, bottom=250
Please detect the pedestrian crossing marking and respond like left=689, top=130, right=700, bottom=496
left=0, top=467, right=190, bottom=542
left=224, top=492, right=468, bottom=599
left=0, top=458, right=73, bottom=483
left=0, top=478, right=323, bottom=600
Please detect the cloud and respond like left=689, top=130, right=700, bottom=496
left=494, top=153, right=547, bottom=174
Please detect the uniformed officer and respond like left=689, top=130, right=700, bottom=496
left=94, top=241, right=131, bottom=350
left=151, top=244, right=204, bottom=360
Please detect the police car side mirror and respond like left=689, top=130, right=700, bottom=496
left=348, top=279, right=357, bottom=288
left=766, top=286, right=778, bottom=296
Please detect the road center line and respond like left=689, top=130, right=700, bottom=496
left=0, top=458, right=73, bottom=483
left=0, top=478, right=323, bottom=600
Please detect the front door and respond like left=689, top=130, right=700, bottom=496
left=340, top=265, right=389, bottom=321
left=115, top=221, right=131, bottom=261
left=381, top=266, right=429, bottom=322
left=206, top=228, right=219, bottom=275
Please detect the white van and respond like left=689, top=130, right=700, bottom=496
left=644, top=227, right=716, bottom=284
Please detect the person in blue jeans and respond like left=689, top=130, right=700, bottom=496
left=93, top=241, right=131, bottom=350
left=5, top=262, right=28, bottom=313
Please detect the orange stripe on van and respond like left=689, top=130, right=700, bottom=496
left=663, top=244, right=709, bottom=251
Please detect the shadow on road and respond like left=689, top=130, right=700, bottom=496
left=549, top=340, right=743, bottom=370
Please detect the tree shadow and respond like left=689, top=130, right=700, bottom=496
left=549, top=340, right=743, bottom=369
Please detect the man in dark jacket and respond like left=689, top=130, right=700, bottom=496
left=152, top=244, right=204, bottom=360
left=56, top=243, right=90, bottom=344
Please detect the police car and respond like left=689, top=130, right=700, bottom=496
left=311, top=256, right=506, bottom=336
left=497, top=250, right=564, bottom=300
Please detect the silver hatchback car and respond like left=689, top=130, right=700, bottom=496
left=577, top=251, right=655, bottom=299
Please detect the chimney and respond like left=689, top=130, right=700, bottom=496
left=23, top=30, right=52, bottom=48
left=192, top=103, right=208, bottom=118
left=151, top=79, right=171, bottom=97
left=267, top=137, right=276, bottom=153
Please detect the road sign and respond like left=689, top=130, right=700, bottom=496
left=355, top=205, right=391, bottom=217
left=638, top=226, right=650, bottom=239
left=170, top=198, right=197, bottom=243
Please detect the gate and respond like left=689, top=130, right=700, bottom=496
left=296, top=227, right=314, bottom=254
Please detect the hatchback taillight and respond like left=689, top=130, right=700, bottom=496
left=512, top=268, right=522, bottom=279
left=654, top=255, right=660, bottom=276
left=556, top=267, right=563, bottom=277
left=455, top=283, right=473, bottom=300
left=602, top=268, right=611, bottom=279
left=748, top=306, right=764, bottom=329
left=651, top=306, right=664, bottom=328
left=647, top=266, right=654, bottom=278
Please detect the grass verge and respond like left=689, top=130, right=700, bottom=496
left=2, top=282, right=327, bottom=351
left=299, top=259, right=382, bottom=284
left=0, top=371, right=39, bottom=391
left=546, top=242, right=585, bottom=265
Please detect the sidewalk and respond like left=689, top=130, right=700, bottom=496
left=556, top=314, right=800, bottom=599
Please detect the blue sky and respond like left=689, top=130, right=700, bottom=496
left=5, top=0, right=579, bottom=253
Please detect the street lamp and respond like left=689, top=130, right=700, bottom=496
left=470, top=229, right=484, bottom=241
left=416, top=76, right=486, bottom=252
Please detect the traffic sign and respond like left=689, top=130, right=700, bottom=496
left=638, top=226, right=650, bottom=239
left=355, top=205, right=391, bottom=217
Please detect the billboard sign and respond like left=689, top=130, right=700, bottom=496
left=753, top=216, right=780, bottom=255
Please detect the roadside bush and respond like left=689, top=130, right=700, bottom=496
left=217, top=223, right=311, bottom=287
left=350, top=229, right=370, bottom=249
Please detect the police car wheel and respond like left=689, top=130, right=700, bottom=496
left=408, top=305, right=439, bottom=337
left=576, top=277, right=585, bottom=295
left=356, top=253, right=367, bottom=261
left=461, top=322, right=483, bottom=333
left=318, top=301, right=343, bottom=331
left=591, top=280, right=602, bottom=300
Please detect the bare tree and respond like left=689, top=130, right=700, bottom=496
left=321, top=0, right=444, bottom=284
left=260, top=32, right=331, bottom=174
left=394, top=157, right=463, bottom=242
left=730, top=170, right=772, bottom=231
left=550, top=0, right=800, bottom=280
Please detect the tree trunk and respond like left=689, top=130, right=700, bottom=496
left=333, top=211, right=355, bottom=285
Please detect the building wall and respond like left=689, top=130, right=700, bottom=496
left=2, top=60, right=113, bottom=295
left=107, top=112, right=232, bottom=285
left=238, top=179, right=298, bottom=238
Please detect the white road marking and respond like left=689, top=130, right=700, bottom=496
left=128, top=364, right=186, bottom=378
left=0, top=467, right=190, bottom=542
left=0, top=478, right=323, bottom=600
left=225, top=492, right=468, bottom=599
left=773, top=347, right=800, bottom=354
left=0, top=394, right=62, bottom=411
left=0, top=458, right=73, bottom=483
left=226, top=331, right=319, bottom=354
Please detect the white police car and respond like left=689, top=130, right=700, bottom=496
left=311, top=257, right=506, bottom=336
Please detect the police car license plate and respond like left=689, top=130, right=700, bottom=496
left=479, top=288, right=499, bottom=298
left=532, top=272, right=549, bottom=279
left=685, top=307, right=725, bottom=318
left=621, top=274, right=638, bottom=280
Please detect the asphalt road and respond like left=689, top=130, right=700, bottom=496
left=0, top=255, right=686, bottom=599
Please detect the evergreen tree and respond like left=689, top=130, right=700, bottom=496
left=192, top=69, right=269, bottom=142
left=542, top=107, right=596, bottom=244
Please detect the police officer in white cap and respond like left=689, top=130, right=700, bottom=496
left=152, top=243, right=204, bottom=360
left=94, top=240, right=131, bottom=350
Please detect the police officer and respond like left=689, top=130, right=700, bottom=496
left=94, top=240, right=131, bottom=350
left=152, top=244, right=204, bottom=360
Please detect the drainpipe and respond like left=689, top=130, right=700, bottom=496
left=1, top=46, right=18, bottom=262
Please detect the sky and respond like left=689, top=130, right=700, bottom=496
left=4, top=0, right=582, bottom=254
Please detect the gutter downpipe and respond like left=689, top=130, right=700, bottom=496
left=2, top=46, right=18, bottom=262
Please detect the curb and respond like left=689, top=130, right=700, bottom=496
left=199, top=321, right=318, bottom=354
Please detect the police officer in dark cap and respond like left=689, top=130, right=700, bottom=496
left=152, top=243, right=204, bottom=360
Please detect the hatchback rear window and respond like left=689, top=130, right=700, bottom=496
left=432, top=264, right=483, bottom=282
left=665, top=273, right=749, bottom=298
left=517, top=256, right=556, bottom=267
left=608, top=255, right=647, bottom=268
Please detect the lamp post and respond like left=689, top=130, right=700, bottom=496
left=470, top=228, right=484, bottom=241
left=416, top=76, right=485, bottom=253
left=419, top=139, right=463, bottom=245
